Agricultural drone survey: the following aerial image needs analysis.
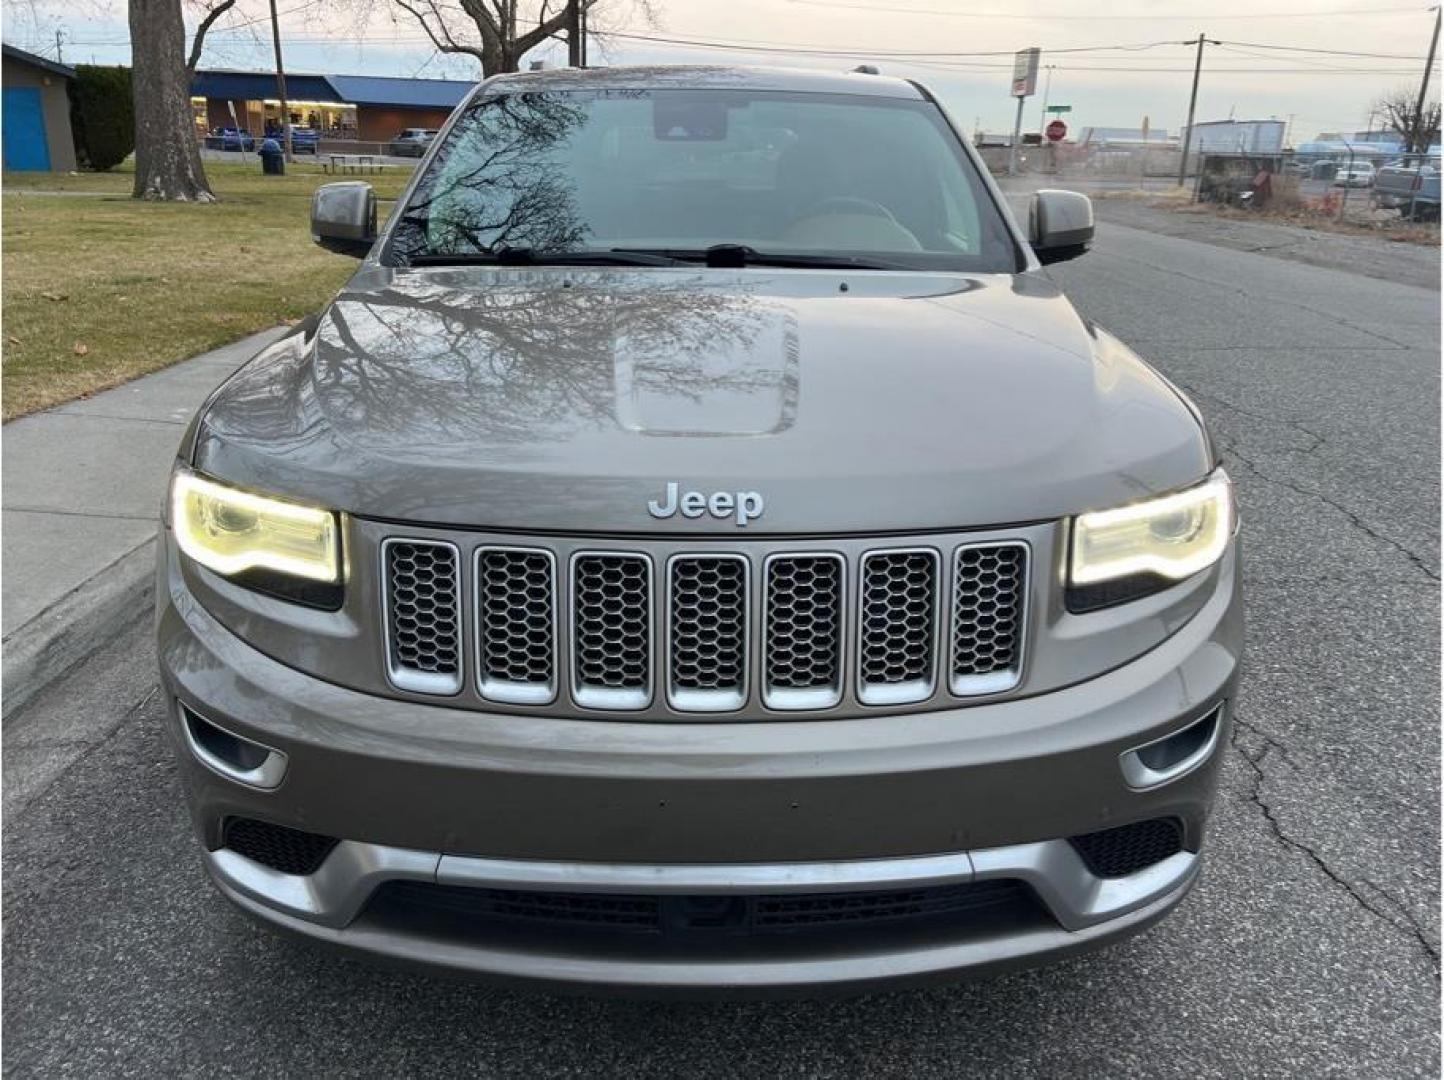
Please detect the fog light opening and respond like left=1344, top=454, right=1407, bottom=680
left=179, top=703, right=288, bottom=789
left=1119, top=705, right=1223, bottom=791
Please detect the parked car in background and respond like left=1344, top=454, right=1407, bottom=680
left=287, top=126, right=320, bottom=154
left=388, top=128, right=438, bottom=157
left=1331, top=161, right=1375, bottom=188
left=1373, top=158, right=1441, bottom=220
left=264, top=125, right=320, bottom=154
left=206, top=127, right=256, bottom=152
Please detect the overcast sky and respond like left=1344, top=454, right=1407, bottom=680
left=3, top=0, right=1438, bottom=141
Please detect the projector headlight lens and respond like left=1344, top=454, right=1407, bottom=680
left=171, top=468, right=340, bottom=585
left=1068, top=469, right=1235, bottom=609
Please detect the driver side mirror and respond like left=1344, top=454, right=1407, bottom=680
left=1029, top=189, right=1094, bottom=265
left=311, top=182, right=377, bottom=258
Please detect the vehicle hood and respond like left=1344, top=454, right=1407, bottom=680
left=193, top=266, right=1212, bottom=533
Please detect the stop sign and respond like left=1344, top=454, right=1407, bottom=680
left=1046, top=119, right=1068, bottom=142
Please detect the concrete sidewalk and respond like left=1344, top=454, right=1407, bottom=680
left=2, top=326, right=286, bottom=717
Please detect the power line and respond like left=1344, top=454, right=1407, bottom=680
left=782, top=0, right=1429, bottom=19
left=1214, top=37, right=1432, bottom=57
left=593, top=28, right=1430, bottom=62
left=48, top=21, right=1439, bottom=72
left=592, top=29, right=1188, bottom=59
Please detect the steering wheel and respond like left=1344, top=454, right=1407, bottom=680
left=804, top=195, right=900, bottom=223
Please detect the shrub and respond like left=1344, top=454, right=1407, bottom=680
left=69, top=65, right=135, bottom=171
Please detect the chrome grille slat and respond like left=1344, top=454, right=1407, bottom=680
left=571, top=553, right=652, bottom=710
left=476, top=546, right=557, bottom=705
left=950, top=542, right=1028, bottom=696
left=667, top=554, right=749, bottom=712
left=763, top=553, right=844, bottom=710
left=382, top=539, right=462, bottom=695
left=857, top=549, right=939, bottom=706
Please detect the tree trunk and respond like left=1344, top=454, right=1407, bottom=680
left=130, top=0, right=216, bottom=202
left=482, top=41, right=510, bottom=75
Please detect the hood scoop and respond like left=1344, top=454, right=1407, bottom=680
left=613, top=313, right=800, bottom=438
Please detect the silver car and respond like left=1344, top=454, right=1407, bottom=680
left=387, top=128, right=437, bottom=158
left=158, top=65, right=1242, bottom=995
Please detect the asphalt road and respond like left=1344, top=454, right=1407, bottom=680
left=4, top=217, right=1439, bottom=1077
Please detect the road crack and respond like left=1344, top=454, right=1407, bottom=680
left=1223, top=441, right=1440, bottom=582
left=1176, top=382, right=1327, bottom=455
left=1112, top=254, right=1417, bottom=349
left=1230, top=713, right=1441, bottom=974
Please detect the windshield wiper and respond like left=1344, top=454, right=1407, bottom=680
left=613, top=244, right=914, bottom=271
left=407, top=247, right=688, bottom=268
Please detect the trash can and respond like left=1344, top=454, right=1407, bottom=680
left=259, top=138, right=284, bottom=176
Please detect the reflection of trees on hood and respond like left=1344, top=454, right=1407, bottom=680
left=390, top=93, right=592, bottom=259
left=312, top=272, right=793, bottom=449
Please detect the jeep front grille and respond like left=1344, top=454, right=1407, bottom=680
left=382, top=539, right=462, bottom=695
left=667, top=555, right=749, bottom=711
left=763, top=554, right=845, bottom=710
left=380, top=536, right=1029, bottom=716
left=571, top=553, right=652, bottom=710
left=476, top=547, right=556, bottom=704
left=858, top=549, right=939, bottom=705
left=951, top=542, right=1028, bottom=695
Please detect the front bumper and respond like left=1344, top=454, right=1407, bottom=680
left=158, top=536, right=1241, bottom=993
left=208, top=833, right=1201, bottom=996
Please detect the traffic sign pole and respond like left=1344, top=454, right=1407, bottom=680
left=1007, top=47, right=1040, bottom=177
left=1008, top=95, right=1026, bottom=176
left=1036, top=64, right=1055, bottom=137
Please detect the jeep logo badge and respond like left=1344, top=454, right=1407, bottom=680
left=647, top=482, right=764, bottom=527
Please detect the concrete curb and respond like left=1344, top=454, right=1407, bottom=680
left=2, top=538, right=156, bottom=720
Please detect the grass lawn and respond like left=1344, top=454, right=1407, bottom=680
left=2, top=160, right=414, bottom=420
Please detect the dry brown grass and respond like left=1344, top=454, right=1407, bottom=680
left=1097, top=176, right=1440, bottom=248
left=2, top=161, right=413, bottom=420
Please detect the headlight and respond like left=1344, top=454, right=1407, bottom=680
left=171, top=468, right=342, bottom=601
left=1068, top=469, right=1235, bottom=611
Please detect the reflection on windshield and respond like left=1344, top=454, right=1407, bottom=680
left=391, top=93, right=593, bottom=260
left=388, top=89, right=1020, bottom=273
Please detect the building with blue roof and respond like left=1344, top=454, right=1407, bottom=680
left=190, top=68, right=475, bottom=145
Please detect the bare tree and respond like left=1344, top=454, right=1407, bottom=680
left=352, top=0, right=647, bottom=76
left=131, top=0, right=216, bottom=200
left=1375, top=87, right=1442, bottom=154
left=186, top=0, right=239, bottom=76
left=383, top=0, right=590, bottom=74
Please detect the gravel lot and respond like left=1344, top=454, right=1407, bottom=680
left=4, top=213, right=1439, bottom=1077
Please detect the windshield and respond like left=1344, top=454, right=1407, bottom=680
left=387, top=89, right=1021, bottom=272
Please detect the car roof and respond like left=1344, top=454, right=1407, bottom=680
left=478, top=64, right=927, bottom=101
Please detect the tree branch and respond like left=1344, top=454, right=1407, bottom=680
left=395, top=0, right=488, bottom=60
left=512, top=5, right=569, bottom=55
left=186, top=0, right=237, bottom=77
left=459, top=0, right=500, bottom=38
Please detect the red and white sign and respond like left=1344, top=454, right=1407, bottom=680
left=1011, top=48, right=1040, bottom=97
left=1046, top=119, right=1068, bottom=142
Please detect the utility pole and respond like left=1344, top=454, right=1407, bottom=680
left=268, top=0, right=292, bottom=162
left=580, top=0, right=588, bottom=66
left=1409, top=6, right=1441, bottom=154
left=1176, top=33, right=1209, bottom=188
left=566, top=0, right=583, bottom=67
left=1007, top=95, right=1026, bottom=176
left=55, top=29, right=63, bottom=64
left=1037, top=64, right=1056, bottom=134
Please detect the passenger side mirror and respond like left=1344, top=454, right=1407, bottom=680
left=311, top=182, right=377, bottom=258
left=1029, top=189, right=1094, bottom=265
